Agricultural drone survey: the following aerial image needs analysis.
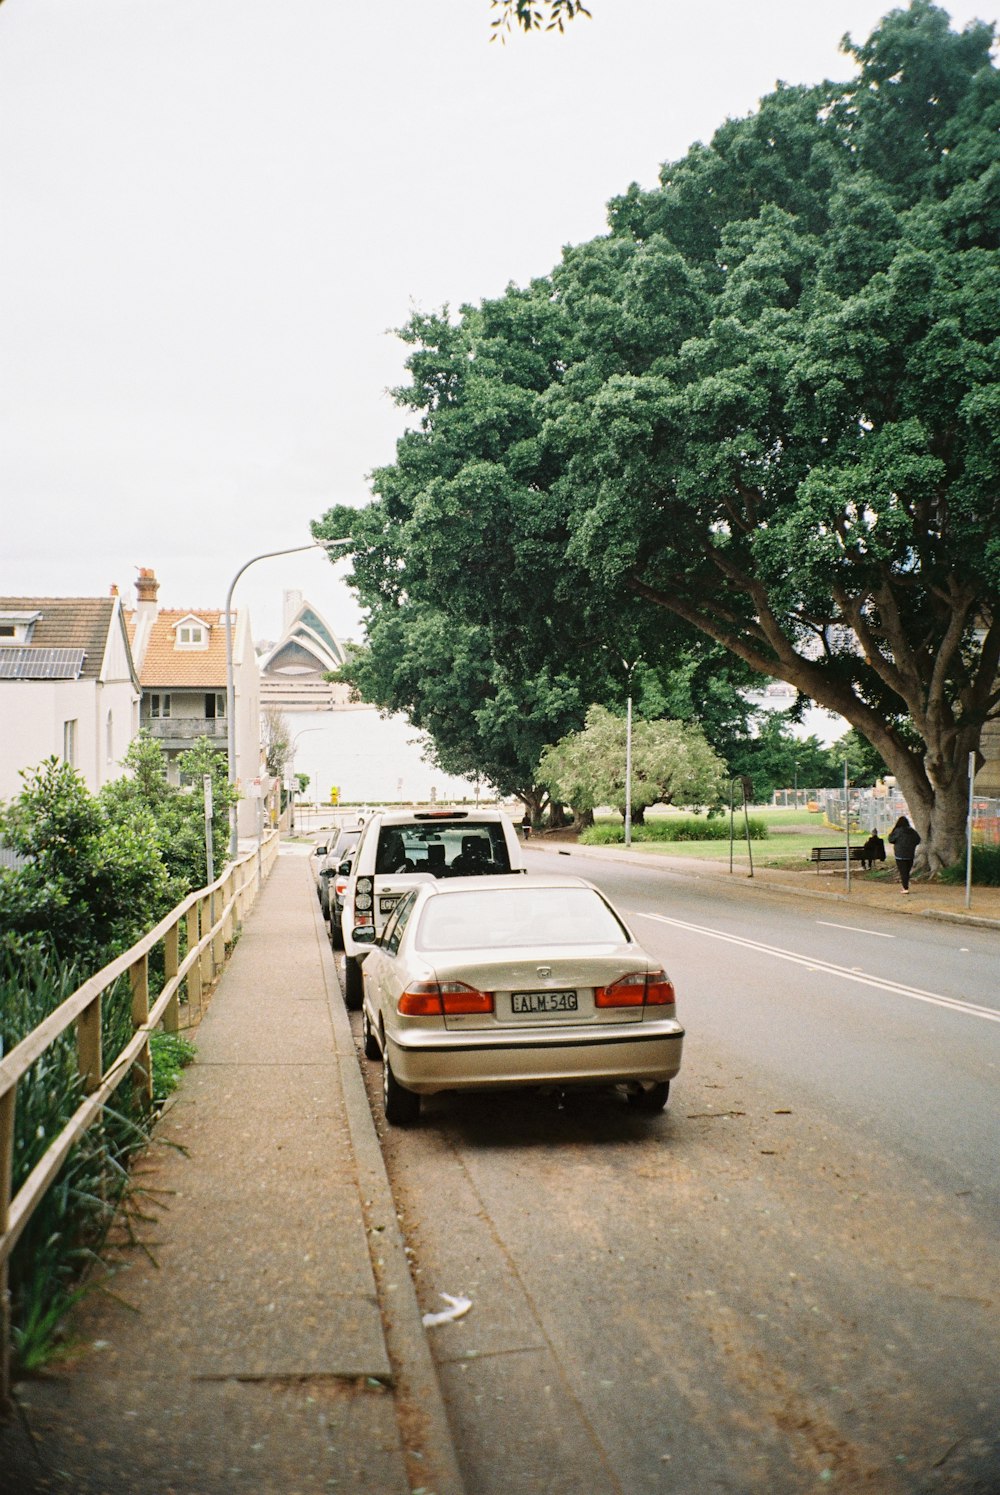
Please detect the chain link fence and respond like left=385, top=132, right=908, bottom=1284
left=774, top=788, right=1000, bottom=845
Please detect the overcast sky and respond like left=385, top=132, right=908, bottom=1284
left=1, top=0, right=993, bottom=647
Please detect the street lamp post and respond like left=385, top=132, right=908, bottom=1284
left=621, top=656, right=642, bottom=849
left=225, top=538, right=350, bottom=859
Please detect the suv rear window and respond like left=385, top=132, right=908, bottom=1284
left=374, top=820, right=512, bottom=878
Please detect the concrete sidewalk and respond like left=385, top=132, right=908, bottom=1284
left=1, top=850, right=464, bottom=1495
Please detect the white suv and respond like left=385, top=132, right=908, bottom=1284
left=340, top=807, right=525, bottom=1008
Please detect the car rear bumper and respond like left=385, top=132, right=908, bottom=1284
left=386, top=1021, right=684, bottom=1095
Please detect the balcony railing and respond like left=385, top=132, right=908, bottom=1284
left=143, top=718, right=227, bottom=741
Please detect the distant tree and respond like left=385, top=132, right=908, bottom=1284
left=539, top=705, right=725, bottom=824
left=261, top=708, right=291, bottom=779
left=827, top=727, right=893, bottom=788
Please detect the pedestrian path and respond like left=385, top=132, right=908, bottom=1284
left=1, top=852, right=463, bottom=1495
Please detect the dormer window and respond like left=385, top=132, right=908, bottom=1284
left=0, top=610, right=41, bottom=645
left=173, top=615, right=210, bottom=650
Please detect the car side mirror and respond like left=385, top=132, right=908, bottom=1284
left=338, top=858, right=352, bottom=875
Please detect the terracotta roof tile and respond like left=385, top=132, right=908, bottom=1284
left=128, top=609, right=231, bottom=688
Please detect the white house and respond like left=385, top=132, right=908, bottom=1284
left=0, top=593, right=141, bottom=804
left=127, top=569, right=262, bottom=837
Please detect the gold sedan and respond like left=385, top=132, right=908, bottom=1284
left=359, top=874, right=684, bottom=1125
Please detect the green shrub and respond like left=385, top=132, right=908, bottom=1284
left=150, top=1031, right=197, bottom=1103
left=939, top=845, right=1000, bottom=887
left=580, top=815, right=768, bottom=846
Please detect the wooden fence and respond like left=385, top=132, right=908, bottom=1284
left=0, top=830, right=280, bottom=1408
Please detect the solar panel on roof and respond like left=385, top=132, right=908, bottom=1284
left=0, top=647, right=86, bottom=680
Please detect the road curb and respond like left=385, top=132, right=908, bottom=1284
left=317, top=904, right=466, bottom=1495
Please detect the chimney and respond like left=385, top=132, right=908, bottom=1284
left=135, top=568, right=160, bottom=622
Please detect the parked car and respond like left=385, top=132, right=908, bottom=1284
left=327, top=838, right=360, bottom=947
left=359, top=873, right=684, bottom=1124
left=310, top=836, right=331, bottom=891
left=318, top=827, right=362, bottom=919
left=340, top=806, right=525, bottom=1008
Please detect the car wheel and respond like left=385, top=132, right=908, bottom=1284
left=343, top=955, right=364, bottom=1011
left=625, top=1080, right=670, bottom=1113
left=382, top=1047, right=419, bottom=1125
left=330, top=915, right=344, bottom=951
left=362, top=1006, right=381, bottom=1061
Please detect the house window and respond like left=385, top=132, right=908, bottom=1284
left=151, top=693, right=171, bottom=719
left=63, top=719, right=77, bottom=766
left=205, top=693, right=226, bottom=720
left=176, top=622, right=208, bottom=649
left=0, top=625, right=14, bottom=639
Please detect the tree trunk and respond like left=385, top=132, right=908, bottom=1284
left=573, top=807, right=595, bottom=830
left=876, top=736, right=979, bottom=875
left=548, top=801, right=570, bottom=829
left=519, top=788, right=547, bottom=828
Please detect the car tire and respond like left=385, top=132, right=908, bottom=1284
left=382, top=1047, right=419, bottom=1125
left=330, top=916, right=344, bottom=951
left=343, top=955, right=364, bottom=1011
left=362, top=1006, right=381, bottom=1061
left=625, top=1080, right=670, bottom=1113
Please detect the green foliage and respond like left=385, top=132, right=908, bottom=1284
left=0, top=757, right=169, bottom=966
left=939, top=844, right=1000, bottom=885
left=581, top=815, right=768, bottom=845
left=101, top=733, right=235, bottom=906
left=490, top=0, right=590, bottom=39
left=150, top=1030, right=198, bottom=1102
left=539, top=705, right=726, bottom=819
left=317, top=3, right=1000, bottom=873
left=0, top=945, right=154, bottom=1374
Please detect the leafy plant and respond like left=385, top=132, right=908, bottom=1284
left=150, top=1031, right=197, bottom=1103
left=939, top=845, right=1000, bottom=886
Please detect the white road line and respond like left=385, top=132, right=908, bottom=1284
left=816, top=920, right=895, bottom=939
left=631, top=910, right=1000, bottom=1024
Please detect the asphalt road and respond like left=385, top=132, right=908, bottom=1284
left=346, top=850, right=1000, bottom=1494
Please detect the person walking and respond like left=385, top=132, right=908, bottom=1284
left=888, top=815, right=921, bottom=892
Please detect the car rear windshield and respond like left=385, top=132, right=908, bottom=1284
left=416, top=887, right=629, bottom=950
left=374, top=821, right=512, bottom=878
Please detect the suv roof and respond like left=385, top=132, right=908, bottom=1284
left=374, top=807, right=506, bottom=823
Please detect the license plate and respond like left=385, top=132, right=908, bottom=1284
left=511, top=990, right=578, bottom=1015
left=379, top=895, right=400, bottom=915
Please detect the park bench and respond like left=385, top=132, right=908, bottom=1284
left=810, top=845, right=876, bottom=870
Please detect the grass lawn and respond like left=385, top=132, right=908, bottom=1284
left=586, top=805, right=864, bottom=871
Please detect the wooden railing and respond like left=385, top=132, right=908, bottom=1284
left=0, top=829, right=281, bottom=1408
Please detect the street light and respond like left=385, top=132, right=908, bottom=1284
left=225, top=537, right=351, bottom=858
left=602, top=648, right=642, bottom=849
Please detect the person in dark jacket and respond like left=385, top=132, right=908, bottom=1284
left=887, top=816, right=921, bottom=892
left=859, top=832, right=886, bottom=870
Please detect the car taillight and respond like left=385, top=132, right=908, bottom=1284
left=595, top=970, right=675, bottom=1007
left=398, top=981, right=494, bottom=1016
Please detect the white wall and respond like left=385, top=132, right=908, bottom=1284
left=0, top=676, right=138, bottom=802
